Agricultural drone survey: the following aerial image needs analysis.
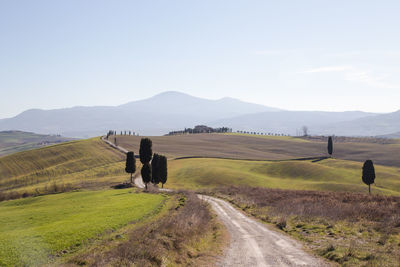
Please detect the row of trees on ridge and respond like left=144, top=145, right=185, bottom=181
left=167, top=125, right=232, bottom=135
left=106, top=130, right=138, bottom=139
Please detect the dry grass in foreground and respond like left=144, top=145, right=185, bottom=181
left=68, top=192, right=226, bottom=267
left=206, top=186, right=400, bottom=266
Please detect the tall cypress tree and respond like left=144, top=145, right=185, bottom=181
left=151, top=153, right=160, bottom=184
left=139, top=138, right=153, bottom=164
left=125, top=152, right=136, bottom=183
left=141, top=163, right=152, bottom=189
left=139, top=138, right=153, bottom=190
left=327, top=136, right=333, bottom=157
left=362, top=160, right=376, bottom=194
left=159, top=155, right=168, bottom=188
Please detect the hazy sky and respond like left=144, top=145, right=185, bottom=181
left=1, top=0, right=400, bottom=118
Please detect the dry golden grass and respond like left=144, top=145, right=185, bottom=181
left=207, top=186, right=400, bottom=266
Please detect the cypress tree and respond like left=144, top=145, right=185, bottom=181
left=139, top=138, right=153, bottom=164
left=141, top=163, right=152, bottom=190
left=328, top=136, right=333, bottom=157
left=125, top=152, right=136, bottom=183
left=159, top=155, right=168, bottom=188
left=151, top=153, right=160, bottom=184
left=362, top=160, right=376, bottom=194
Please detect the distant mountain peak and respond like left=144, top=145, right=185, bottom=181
left=151, top=91, right=192, bottom=98
left=218, top=96, right=237, bottom=101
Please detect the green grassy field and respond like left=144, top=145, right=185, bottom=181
left=168, top=158, right=400, bottom=195
left=0, top=189, right=166, bottom=266
left=0, top=131, right=74, bottom=157
left=0, top=138, right=126, bottom=198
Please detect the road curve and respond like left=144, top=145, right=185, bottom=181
left=101, top=136, right=128, bottom=154
left=134, top=175, right=145, bottom=189
left=199, top=195, right=328, bottom=267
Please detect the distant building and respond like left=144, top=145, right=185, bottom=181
left=167, top=125, right=232, bottom=135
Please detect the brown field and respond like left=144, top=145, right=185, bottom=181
left=112, top=133, right=400, bottom=167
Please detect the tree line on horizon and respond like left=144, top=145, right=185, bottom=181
left=106, top=130, right=138, bottom=139
left=236, top=130, right=291, bottom=136
left=167, top=125, right=232, bottom=135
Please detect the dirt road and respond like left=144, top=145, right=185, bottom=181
left=102, top=136, right=128, bottom=154
left=200, top=195, right=327, bottom=267
left=134, top=175, right=145, bottom=188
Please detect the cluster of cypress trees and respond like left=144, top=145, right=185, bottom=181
left=151, top=154, right=168, bottom=188
left=125, top=138, right=168, bottom=190
left=139, top=138, right=153, bottom=190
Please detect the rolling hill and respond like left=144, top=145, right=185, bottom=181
left=3, top=133, right=400, bottom=199
left=0, top=131, right=74, bottom=157
left=0, top=138, right=125, bottom=198
left=167, top=157, right=400, bottom=195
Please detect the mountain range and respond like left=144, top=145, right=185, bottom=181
left=0, top=91, right=398, bottom=138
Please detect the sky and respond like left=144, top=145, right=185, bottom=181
left=1, top=0, right=400, bottom=119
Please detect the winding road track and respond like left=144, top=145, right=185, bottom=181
left=102, top=136, right=328, bottom=266
left=200, top=195, right=327, bottom=267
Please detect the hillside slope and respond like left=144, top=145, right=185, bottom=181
left=168, top=158, right=400, bottom=195
left=0, top=138, right=125, bottom=198
left=0, top=131, right=74, bottom=157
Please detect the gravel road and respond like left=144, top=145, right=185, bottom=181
left=200, top=195, right=328, bottom=267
